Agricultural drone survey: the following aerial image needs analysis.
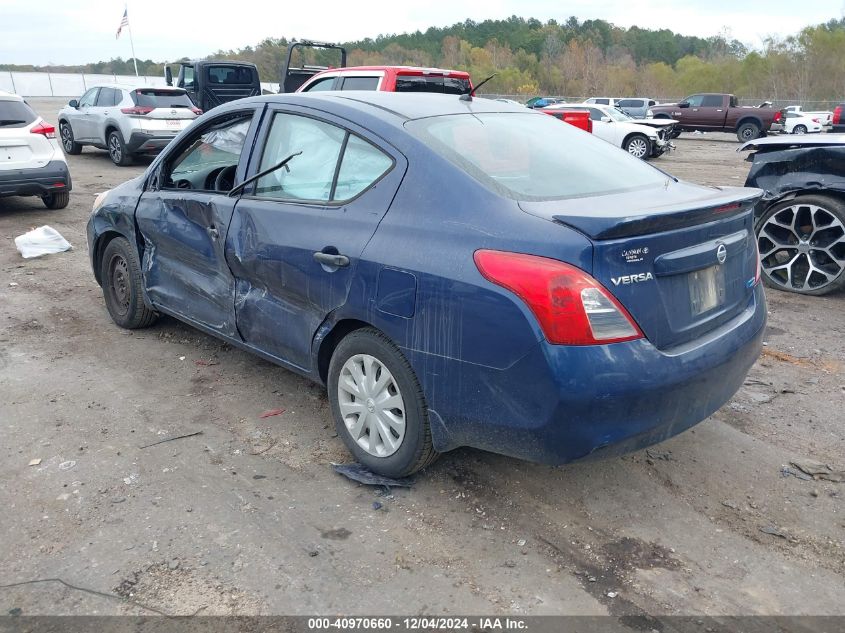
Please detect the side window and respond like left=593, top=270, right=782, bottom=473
left=595, top=98, right=609, bottom=105
left=95, top=88, right=115, bottom=107
left=164, top=114, right=252, bottom=191
left=685, top=95, right=705, bottom=107
left=302, top=76, right=337, bottom=92
left=334, top=134, right=393, bottom=200
left=649, top=100, right=657, bottom=106
left=182, top=66, right=195, bottom=90
left=255, top=113, right=345, bottom=201
left=79, top=88, right=99, bottom=107
left=701, top=95, right=723, bottom=107
left=339, top=76, right=379, bottom=91
left=588, top=108, right=603, bottom=121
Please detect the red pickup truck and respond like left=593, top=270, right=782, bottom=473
left=539, top=108, right=592, bottom=133
left=650, top=93, right=783, bottom=142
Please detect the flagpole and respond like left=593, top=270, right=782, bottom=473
left=126, top=4, right=139, bottom=77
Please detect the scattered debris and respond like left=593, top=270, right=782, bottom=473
left=721, top=500, right=739, bottom=510
left=607, top=591, right=618, bottom=598
left=194, top=359, right=219, bottom=367
left=372, top=501, right=383, bottom=511
left=760, top=525, right=789, bottom=539
left=331, top=463, right=414, bottom=488
left=111, top=497, right=126, bottom=504
left=168, top=559, right=180, bottom=571
left=58, top=460, right=76, bottom=471
left=139, top=431, right=203, bottom=449
left=780, top=465, right=813, bottom=481
left=259, top=408, right=285, bottom=418
left=790, top=459, right=845, bottom=483
left=123, top=473, right=140, bottom=485
left=249, top=439, right=277, bottom=455
left=308, top=549, right=319, bottom=557
left=28, top=458, right=41, bottom=467
left=517, top=539, right=527, bottom=547
left=14, top=226, right=72, bottom=259
left=646, top=448, right=672, bottom=462
left=8, top=282, right=19, bottom=287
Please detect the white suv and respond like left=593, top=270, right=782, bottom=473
left=57, top=85, right=201, bottom=166
left=0, top=91, right=71, bottom=209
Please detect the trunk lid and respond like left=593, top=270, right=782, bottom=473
left=520, top=182, right=762, bottom=349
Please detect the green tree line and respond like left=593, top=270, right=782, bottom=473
left=3, top=16, right=844, bottom=101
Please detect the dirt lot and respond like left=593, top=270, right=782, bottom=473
left=1, top=98, right=843, bottom=618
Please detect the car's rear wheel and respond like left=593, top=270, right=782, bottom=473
left=793, top=124, right=808, bottom=135
left=59, top=122, right=82, bottom=155
left=328, top=328, right=438, bottom=477
left=100, top=237, right=158, bottom=328
left=737, top=121, right=762, bottom=142
left=42, top=191, right=69, bottom=209
left=107, top=131, right=133, bottom=166
left=756, top=195, right=845, bottom=295
left=624, top=134, right=650, bottom=159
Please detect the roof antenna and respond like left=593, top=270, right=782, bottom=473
left=460, top=74, right=496, bottom=102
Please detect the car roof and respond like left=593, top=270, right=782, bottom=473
left=221, top=91, right=529, bottom=122
left=87, top=84, right=186, bottom=92
left=0, top=90, right=24, bottom=102
left=314, top=65, right=470, bottom=77
left=739, top=134, right=845, bottom=152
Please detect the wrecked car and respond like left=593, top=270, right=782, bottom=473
left=87, top=93, right=766, bottom=477
left=741, top=135, right=845, bottom=295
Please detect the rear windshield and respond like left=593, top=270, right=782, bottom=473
left=132, top=89, right=194, bottom=108
left=619, top=99, right=643, bottom=107
left=207, top=65, right=255, bottom=85
left=405, top=112, right=667, bottom=201
left=395, top=75, right=470, bottom=95
left=0, top=99, right=37, bottom=128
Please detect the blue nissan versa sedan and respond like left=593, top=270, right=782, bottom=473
left=87, top=92, right=766, bottom=477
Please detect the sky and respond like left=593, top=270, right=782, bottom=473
left=0, top=0, right=841, bottom=66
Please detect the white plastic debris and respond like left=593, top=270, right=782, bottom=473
left=14, top=225, right=72, bottom=259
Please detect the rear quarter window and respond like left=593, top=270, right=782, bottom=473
left=207, top=66, right=255, bottom=85
left=0, top=99, right=37, bottom=128
left=340, top=76, right=380, bottom=91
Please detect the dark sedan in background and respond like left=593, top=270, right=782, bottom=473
left=87, top=92, right=766, bottom=476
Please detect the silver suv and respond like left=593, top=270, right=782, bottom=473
left=57, top=85, right=200, bottom=165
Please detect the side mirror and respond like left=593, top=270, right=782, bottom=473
left=601, top=116, right=612, bottom=123
left=165, top=65, right=173, bottom=87
left=678, top=101, right=690, bottom=109
left=68, top=99, right=79, bottom=108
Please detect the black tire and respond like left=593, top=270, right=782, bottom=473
left=59, top=122, right=82, bottom=155
left=328, top=328, right=438, bottom=477
left=100, top=237, right=158, bottom=328
left=42, top=191, right=69, bottom=209
left=755, top=195, right=845, bottom=296
left=107, top=130, right=133, bottom=166
left=793, top=124, right=807, bottom=135
left=736, top=121, right=762, bottom=142
left=624, top=133, right=650, bottom=159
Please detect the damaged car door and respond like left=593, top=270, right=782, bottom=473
left=135, top=109, right=261, bottom=336
left=225, top=106, right=405, bottom=369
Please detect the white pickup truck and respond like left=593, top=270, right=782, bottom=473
left=783, top=105, right=832, bottom=126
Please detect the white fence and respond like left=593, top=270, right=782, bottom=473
left=1, top=71, right=279, bottom=97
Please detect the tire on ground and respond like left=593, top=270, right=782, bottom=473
left=100, top=237, right=158, bottom=328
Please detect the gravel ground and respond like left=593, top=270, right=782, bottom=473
left=0, top=99, right=843, bottom=617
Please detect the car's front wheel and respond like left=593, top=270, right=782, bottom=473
left=107, top=131, right=133, bottom=166
left=756, top=195, right=845, bottom=295
left=100, top=237, right=158, bottom=328
left=328, top=328, right=438, bottom=477
left=624, top=134, right=650, bottom=159
left=59, top=122, right=82, bottom=155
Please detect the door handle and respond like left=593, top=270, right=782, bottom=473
left=313, top=251, right=349, bottom=267
left=207, top=226, right=219, bottom=240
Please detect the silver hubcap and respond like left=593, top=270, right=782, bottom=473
left=627, top=138, right=648, bottom=158
left=61, top=125, right=72, bottom=150
left=794, top=126, right=806, bottom=135
left=337, top=354, right=406, bottom=457
left=109, top=136, right=121, bottom=162
left=758, top=203, right=845, bottom=292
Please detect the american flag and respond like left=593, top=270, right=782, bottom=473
left=116, top=9, right=129, bottom=39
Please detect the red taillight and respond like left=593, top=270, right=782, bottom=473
left=473, top=250, right=644, bottom=345
left=834, top=106, right=842, bottom=125
left=773, top=111, right=782, bottom=123
left=120, top=106, right=154, bottom=115
left=30, top=121, right=56, bottom=139
left=586, top=117, right=593, bottom=133
left=812, top=117, right=820, bottom=123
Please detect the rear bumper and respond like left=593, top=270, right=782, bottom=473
left=0, top=160, right=72, bottom=198
left=420, top=284, right=766, bottom=464
left=832, top=124, right=845, bottom=133
left=769, top=123, right=784, bottom=132
left=126, top=131, right=179, bottom=154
